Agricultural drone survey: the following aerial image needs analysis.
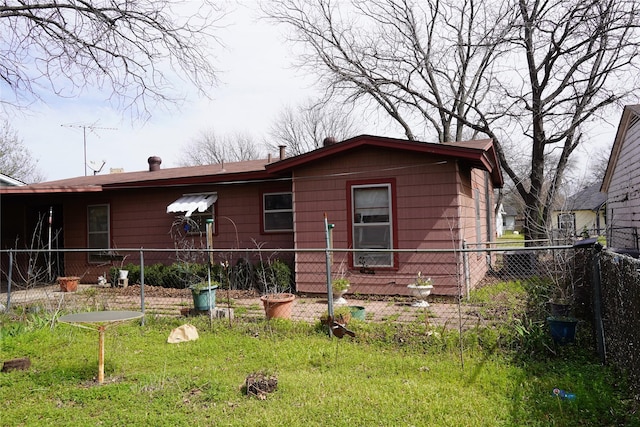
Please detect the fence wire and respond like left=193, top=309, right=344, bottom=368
left=6, top=244, right=640, bottom=400
left=1, top=246, right=571, bottom=329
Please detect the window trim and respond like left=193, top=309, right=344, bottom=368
left=558, top=212, right=576, bottom=234
left=261, top=191, right=294, bottom=233
left=347, top=179, right=398, bottom=270
left=184, top=203, right=217, bottom=236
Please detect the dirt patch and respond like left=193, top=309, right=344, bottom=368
left=106, top=284, right=260, bottom=299
left=243, top=372, right=278, bottom=400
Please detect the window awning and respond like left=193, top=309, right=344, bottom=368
left=167, top=193, right=217, bottom=217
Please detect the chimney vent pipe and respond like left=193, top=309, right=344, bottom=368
left=323, top=137, right=337, bottom=147
left=148, top=156, right=162, bottom=171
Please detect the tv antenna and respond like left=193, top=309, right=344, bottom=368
left=61, top=123, right=117, bottom=176
left=88, top=160, right=107, bottom=175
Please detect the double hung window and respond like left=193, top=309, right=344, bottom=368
left=351, top=184, right=393, bottom=267
left=88, top=204, right=110, bottom=263
left=263, top=192, right=293, bottom=232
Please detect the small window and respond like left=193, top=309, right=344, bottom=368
left=263, top=192, right=293, bottom=232
left=184, top=205, right=214, bottom=235
left=88, top=204, right=109, bottom=263
left=558, top=213, right=576, bottom=235
left=351, top=184, right=393, bottom=267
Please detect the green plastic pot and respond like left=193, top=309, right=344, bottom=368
left=191, top=286, right=218, bottom=311
left=349, top=306, right=366, bottom=321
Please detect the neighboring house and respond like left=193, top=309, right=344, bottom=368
left=0, top=135, right=503, bottom=296
left=496, top=204, right=505, bottom=237
left=505, top=205, right=519, bottom=232
left=552, top=184, right=607, bottom=238
left=602, top=105, right=640, bottom=250
left=496, top=204, right=518, bottom=236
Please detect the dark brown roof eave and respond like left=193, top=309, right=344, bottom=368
left=101, top=170, right=286, bottom=190
left=0, top=186, right=104, bottom=194
left=267, top=135, right=504, bottom=187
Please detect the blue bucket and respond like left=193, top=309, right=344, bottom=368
left=547, top=317, right=578, bottom=345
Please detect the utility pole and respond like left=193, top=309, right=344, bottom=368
left=61, top=123, right=117, bottom=176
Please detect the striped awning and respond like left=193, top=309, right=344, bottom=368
left=167, top=193, right=217, bottom=217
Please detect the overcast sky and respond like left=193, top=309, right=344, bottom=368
left=8, top=1, right=618, bottom=184
left=10, top=1, right=328, bottom=181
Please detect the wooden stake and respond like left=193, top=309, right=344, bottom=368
left=98, top=325, right=105, bottom=384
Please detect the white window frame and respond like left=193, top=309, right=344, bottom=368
left=558, top=212, right=576, bottom=235
left=263, top=192, right=293, bottom=232
left=351, top=183, right=393, bottom=267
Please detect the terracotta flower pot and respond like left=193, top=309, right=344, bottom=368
left=57, top=276, right=80, bottom=292
left=260, top=293, right=295, bottom=320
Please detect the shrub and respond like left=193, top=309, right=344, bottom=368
left=256, top=259, right=293, bottom=293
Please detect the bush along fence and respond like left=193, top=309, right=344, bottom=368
left=0, top=244, right=589, bottom=326
left=5, top=242, right=640, bottom=400
left=583, top=246, right=640, bottom=401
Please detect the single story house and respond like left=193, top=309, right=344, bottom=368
left=552, top=184, right=606, bottom=238
left=0, top=135, right=503, bottom=296
left=602, top=105, right=640, bottom=250
left=496, top=204, right=518, bottom=237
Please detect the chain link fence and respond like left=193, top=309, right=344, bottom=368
left=1, top=245, right=575, bottom=328
left=7, top=243, right=640, bottom=400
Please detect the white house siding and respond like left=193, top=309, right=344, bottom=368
left=607, top=112, right=640, bottom=249
left=552, top=209, right=606, bottom=237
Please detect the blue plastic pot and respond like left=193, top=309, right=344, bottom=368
left=547, top=317, right=578, bottom=345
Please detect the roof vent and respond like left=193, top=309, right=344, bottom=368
left=148, top=156, right=162, bottom=171
left=279, top=145, right=286, bottom=160
left=323, top=137, right=337, bottom=147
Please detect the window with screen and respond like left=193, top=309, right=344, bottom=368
left=351, top=184, right=393, bottom=267
left=87, top=204, right=109, bottom=263
left=184, top=205, right=214, bottom=235
left=263, top=192, right=293, bottom=232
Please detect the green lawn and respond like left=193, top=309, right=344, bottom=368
left=1, top=314, right=637, bottom=427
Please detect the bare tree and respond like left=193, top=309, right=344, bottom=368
left=267, top=98, right=360, bottom=155
left=265, top=0, right=640, bottom=242
left=0, top=1, right=222, bottom=119
left=0, top=120, right=44, bottom=183
left=179, top=129, right=261, bottom=166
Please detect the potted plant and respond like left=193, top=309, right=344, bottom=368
left=407, top=272, right=433, bottom=307
left=331, top=277, right=350, bottom=306
left=547, top=316, right=579, bottom=345
left=57, top=276, right=80, bottom=292
left=117, top=255, right=130, bottom=286
left=545, top=248, right=579, bottom=345
left=257, top=259, right=295, bottom=320
left=546, top=248, right=576, bottom=317
left=320, top=305, right=352, bottom=326
left=190, top=281, right=219, bottom=311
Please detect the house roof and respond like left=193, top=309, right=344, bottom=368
left=0, top=134, right=503, bottom=194
left=267, top=135, right=503, bottom=186
left=564, top=184, right=607, bottom=211
left=0, top=159, right=275, bottom=194
left=0, top=173, right=25, bottom=187
left=601, top=104, right=640, bottom=192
